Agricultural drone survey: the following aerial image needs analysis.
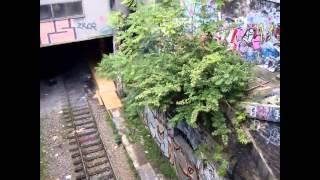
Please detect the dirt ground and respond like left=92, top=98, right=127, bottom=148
left=40, top=78, right=75, bottom=180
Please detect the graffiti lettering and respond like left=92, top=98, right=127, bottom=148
left=173, top=140, right=198, bottom=179
left=242, top=28, right=254, bottom=43
left=76, top=22, right=97, bottom=31
left=252, top=120, right=280, bottom=146
left=40, top=19, right=76, bottom=45
left=144, top=107, right=170, bottom=157
left=215, top=6, right=280, bottom=72
left=258, top=24, right=264, bottom=40
left=144, top=107, right=222, bottom=179
left=265, top=127, right=280, bottom=146
left=245, top=103, right=280, bottom=122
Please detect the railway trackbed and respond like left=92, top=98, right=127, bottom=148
left=61, top=74, right=117, bottom=180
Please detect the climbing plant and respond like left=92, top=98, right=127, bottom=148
left=97, top=0, right=252, bottom=176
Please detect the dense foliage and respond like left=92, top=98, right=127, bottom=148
left=97, top=0, right=252, bottom=176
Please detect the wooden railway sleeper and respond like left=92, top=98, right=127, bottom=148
left=85, top=153, right=107, bottom=161
left=74, top=120, right=95, bottom=127
left=88, top=166, right=111, bottom=176
left=75, top=173, right=87, bottom=180
left=69, top=140, right=102, bottom=152
left=71, top=144, right=104, bottom=158
left=67, top=129, right=97, bottom=139
left=87, top=159, right=109, bottom=169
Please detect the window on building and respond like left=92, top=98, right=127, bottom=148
left=53, top=2, right=83, bottom=18
left=40, top=1, right=83, bottom=21
left=52, top=3, right=67, bottom=18
left=66, top=1, right=83, bottom=16
left=40, top=5, right=52, bottom=20
left=110, top=0, right=115, bottom=9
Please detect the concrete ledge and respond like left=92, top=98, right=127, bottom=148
left=113, top=112, right=160, bottom=180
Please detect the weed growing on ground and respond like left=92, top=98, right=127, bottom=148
left=123, top=103, right=177, bottom=179
left=125, top=151, right=141, bottom=180
left=105, top=112, right=122, bottom=145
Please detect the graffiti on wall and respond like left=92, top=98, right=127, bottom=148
left=173, top=136, right=199, bottom=179
left=176, top=121, right=202, bottom=150
left=140, top=1, right=280, bottom=177
left=144, top=107, right=224, bottom=179
left=40, top=16, right=112, bottom=46
left=181, top=0, right=280, bottom=72
left=245, top=103, right=280, bottom=122
left=222, top=5, right=280, bottom=72
left=144, top=108, right=170, bottom=157
left=76, top=22, right=98, bottom=31
left=197, top=161, right=221, bottom=180
left=40, top=19, right=77, bottom=45
left=250, top=119, right=280, bottom=146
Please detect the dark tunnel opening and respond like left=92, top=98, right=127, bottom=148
left=40, top=37, right=113, bottom=80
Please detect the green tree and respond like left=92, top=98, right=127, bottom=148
left=97, top=0, right=252, bottom=176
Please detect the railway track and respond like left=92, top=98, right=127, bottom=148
left=61, top=73, right=116, bottom=180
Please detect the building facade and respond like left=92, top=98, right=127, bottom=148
left=40, top=0, right=114, bottom=47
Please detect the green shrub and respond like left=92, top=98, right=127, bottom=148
left=98, top=0, right=252, bottom=177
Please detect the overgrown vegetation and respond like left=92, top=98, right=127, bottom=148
left=123, top=100, right=178, bottom=179
left=105, top=112, right=122, bottom=145
left=121, top=0, right=137, bottom=10
left=143, top=133, right=177, bottom=179
left=125, top=151, right=141, bottom=180
left=105, top=111, right=141, bottom=179
left=98, top=0, right=251, bottom=176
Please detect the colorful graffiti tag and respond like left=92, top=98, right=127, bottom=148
left=181, top=0, right=280, bottom=72
left=245, top=102, right=280, bottom=122
left=223, top=6, right=280, bottom=71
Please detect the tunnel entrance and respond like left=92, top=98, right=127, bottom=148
left=40, top=37, right=113, bottom=80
